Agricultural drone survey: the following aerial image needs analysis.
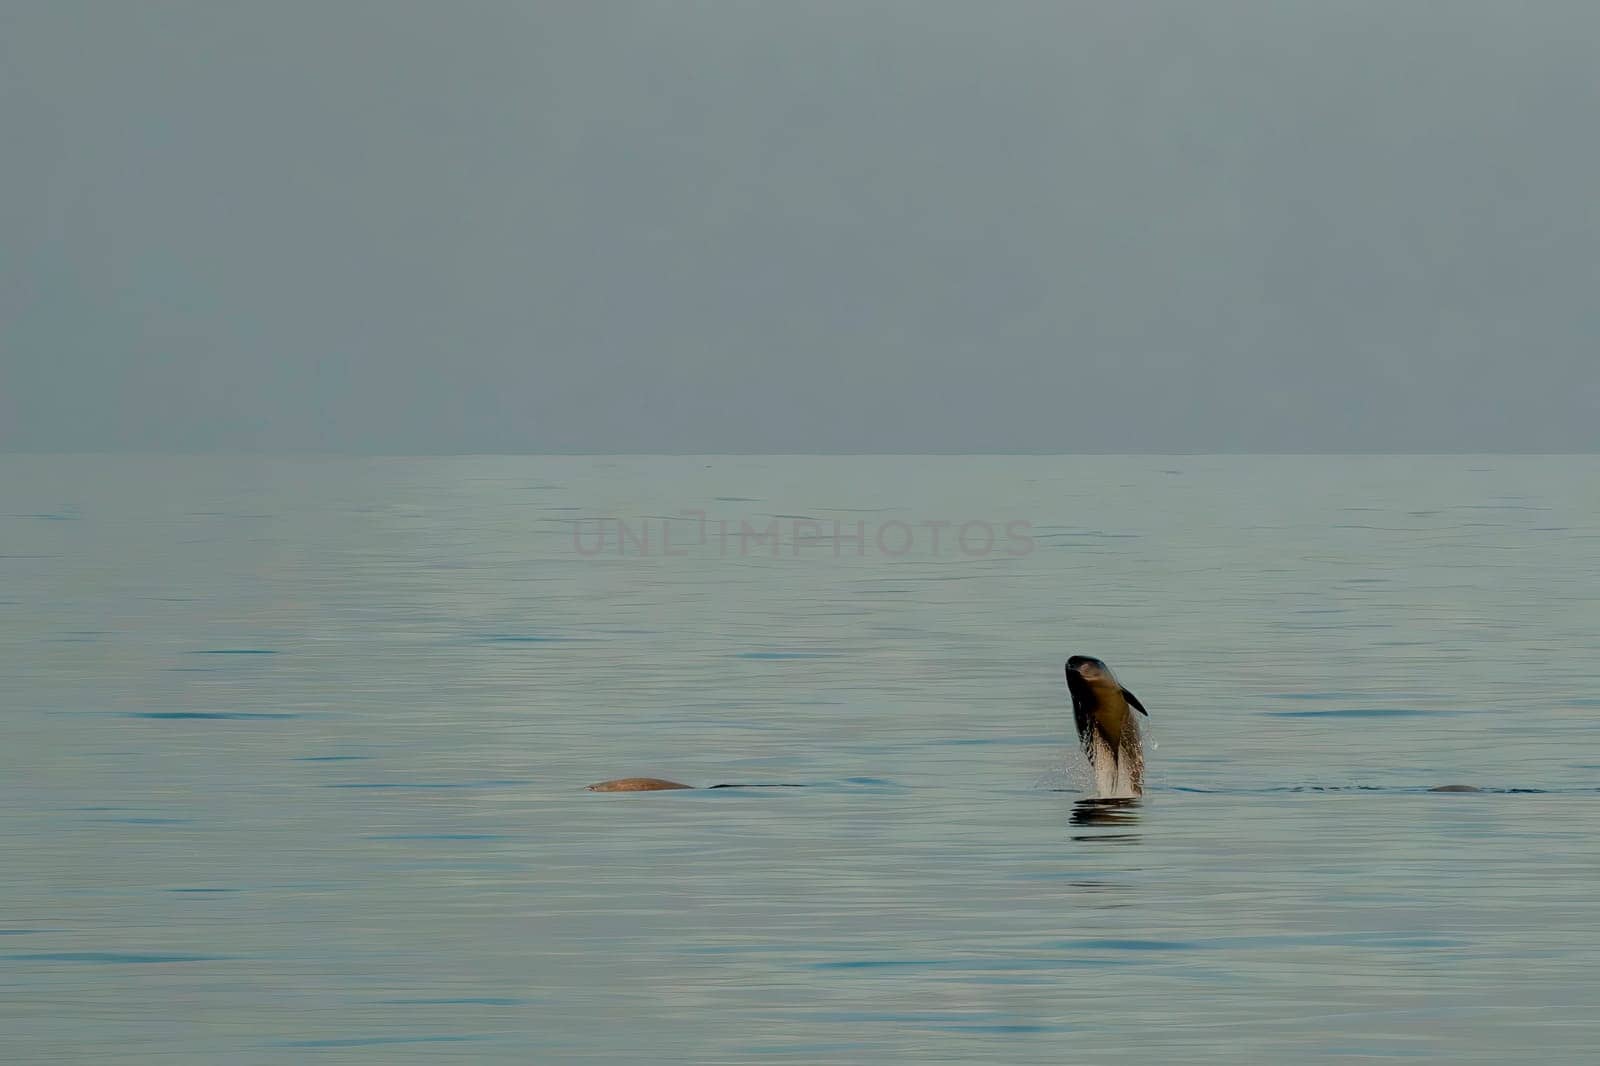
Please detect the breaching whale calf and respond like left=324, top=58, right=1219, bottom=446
left=1065, top=655, right=1149, bottom=798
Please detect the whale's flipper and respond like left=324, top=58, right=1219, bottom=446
left=1121, top=687, right=1148, bottom=716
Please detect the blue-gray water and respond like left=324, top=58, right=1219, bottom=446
left=3, top=455, right=1596, bottom=1062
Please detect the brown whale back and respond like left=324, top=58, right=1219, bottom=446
left=586, top=777, right=694, bottom=792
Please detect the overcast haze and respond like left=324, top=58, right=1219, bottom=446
left=3, top=1, right=1598, bottom=453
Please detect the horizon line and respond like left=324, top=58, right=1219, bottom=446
left=2, top=450, right=1596, bottom=459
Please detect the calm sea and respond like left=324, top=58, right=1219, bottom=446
left=2, top=455, right=1596, bottom=1062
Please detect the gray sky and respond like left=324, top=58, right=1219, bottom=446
left=3, top=1, right=1597, bottom=453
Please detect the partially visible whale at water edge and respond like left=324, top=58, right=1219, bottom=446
left=1065, top=655, right=1149, bottom=798
left=586, top=777, right=805, bottom=791
left=586, top=777, right=693, bottom=792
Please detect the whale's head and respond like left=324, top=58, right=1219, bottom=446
left=1065, top=655, right=1148, bottom=720
left=1065, top=655, right=1116, bottom=685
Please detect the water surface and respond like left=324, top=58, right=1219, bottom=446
left=1, top=455, right=1596, bottom=1062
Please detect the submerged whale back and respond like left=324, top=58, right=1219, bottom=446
left=586, top=777, right=693, bottom=792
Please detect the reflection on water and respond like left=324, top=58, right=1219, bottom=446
left=1070, top=797, right=1143, bottom=827
left=1, top=455, right=1598, bottom=1063
left=1070, top=797, right=1143, bottom=842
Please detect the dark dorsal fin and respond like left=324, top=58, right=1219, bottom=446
left=1121, top=687, right=1149, bottom=716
